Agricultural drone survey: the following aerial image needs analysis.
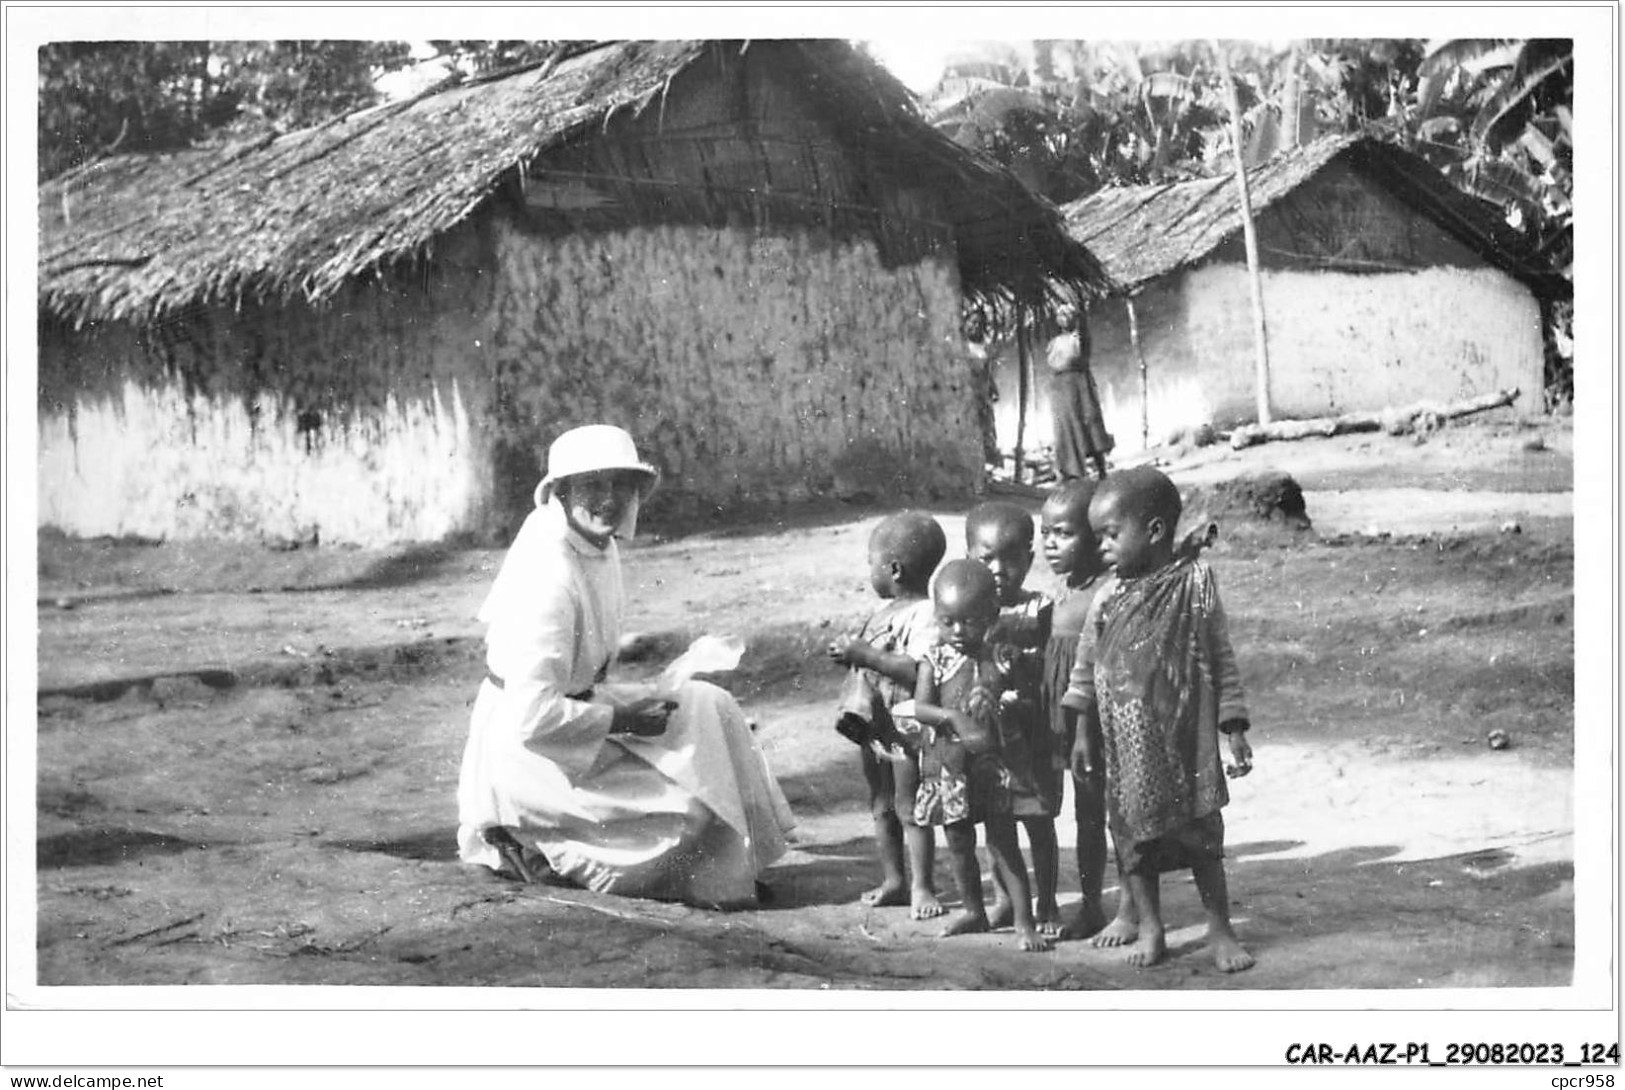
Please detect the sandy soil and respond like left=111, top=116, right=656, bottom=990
left=27, top=414, right=1578, bottom=991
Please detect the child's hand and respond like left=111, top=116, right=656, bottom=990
left=826, top=635, right=869, bottom=668
left=1070, top=734, right=1098, bottom=779
left=1225, top=731, right=1254, bottom=778
left=868, top=740, right=910, bottom=765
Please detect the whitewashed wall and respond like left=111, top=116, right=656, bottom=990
left=996, top=263, right=1546, bottom=457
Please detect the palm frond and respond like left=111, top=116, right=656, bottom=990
left=1463, top=154, right=1544, bottom=208
left=1418, top=38, right=1520, bottom=80
left=1470, top=46, right=1572, bottom=143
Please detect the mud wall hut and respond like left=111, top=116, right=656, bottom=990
left=990, top=134, right=1566, bottom=455
left=38, top=40, right=1106, bottom=546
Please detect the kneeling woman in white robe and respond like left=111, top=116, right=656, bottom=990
left=457, top=425, right=795, bottom=908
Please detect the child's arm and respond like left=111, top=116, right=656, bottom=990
left=1065, top=702, right=1100, bottom=778
left=913, top=657, right=936, bottom=704
left=911, top=703, right=995, bottom=754
left=1060, top=599, right=1101, bottom=778
left=828, top=636, right=920, bottom=688
left=1205, top=575, right=1254, bottom=776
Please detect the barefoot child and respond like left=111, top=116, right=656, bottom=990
left=827, top=511, right=948, bottom=918
left=1038, top=480, right=1134, bottom=942
left=906, top=558, right=1052, bottom=952
left=965, top=501, right=1062, bottom=936
left=1062, top=467, right=1256, bottom=971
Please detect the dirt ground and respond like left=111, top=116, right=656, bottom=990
left=26, top=412, right=1579, bottom=992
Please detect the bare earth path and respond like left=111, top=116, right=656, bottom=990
left=27, top=416, right=1578, bottom=991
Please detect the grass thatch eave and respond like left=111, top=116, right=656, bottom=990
left=39, top=40, right=711, bottom=328
left=1062, top=133, right=1565, bottom=300
left=39, top=39, right=1109, bottom=329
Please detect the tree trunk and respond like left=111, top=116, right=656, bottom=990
left=1126, top=296, right=1149, bottom=449
left=1215, top=42, right=1273, bottom=426
left=1228, top=388, right=1521, bottom=449
left=1014, top=306, right=1030, bottom=484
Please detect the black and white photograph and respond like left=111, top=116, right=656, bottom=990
left=4, top=2, right=1618, bottom=1080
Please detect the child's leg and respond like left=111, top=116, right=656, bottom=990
left=859, top=749, right=907, bottom=906
left=1122, top=866, right=1165, bottom=968
left=939, top=822, right=990, bottom=937
left=893, top=753, right=944, bottom=918
left=1088, top=851, right=1140, bottom=947
left=903, top=820, right=944, bottom=919
left=1191, top=854, right=1254, bottom=972
left=1074, top=763, right=1140, bottom=944
left=1065, top=766, right=1108, bottom=938
left=986, top=851, right=1014, bottom=929
left=1025, top=816, right=1061, bottom=936
left=984, top=817, right=1051, bottom=952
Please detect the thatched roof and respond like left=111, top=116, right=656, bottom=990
left=1062, top=133, right=1568, bottom=299
left=39, top=39, right=1107, bottom=328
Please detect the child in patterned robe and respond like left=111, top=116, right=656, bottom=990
left=827, top=511, right=947, bottom=917
left=1063, top=467, right=1255, bottom=972
left=905, top=558, right=1051, bottom=952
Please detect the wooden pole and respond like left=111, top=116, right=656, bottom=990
left=1215, top=42, right=1273, bottom=426
left=1126, top=296, right=1150, bottom=449
left=1014, top=305, right=1030, bottom=484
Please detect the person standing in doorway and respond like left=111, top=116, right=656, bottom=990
left=1046, top=302, right=1113, bottom=481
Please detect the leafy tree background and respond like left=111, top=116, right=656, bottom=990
left=37, top=41, right=417, bottom=180
left=36, top=39, right=585, bottom=181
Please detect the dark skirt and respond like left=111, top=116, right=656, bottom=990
left=1051, top=370, right=1114, bottom=480
left=1113, top=810, right=1226, bottom=876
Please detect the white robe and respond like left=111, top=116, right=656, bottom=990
left=456, top=501, right=795, bottom=907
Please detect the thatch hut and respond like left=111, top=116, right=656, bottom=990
left=38, top=39, right=1107, bottom=546
left=994, top=134, right=1566, bottom=456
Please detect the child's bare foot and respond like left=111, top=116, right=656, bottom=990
left=861, top=882, right=908, bottom=908
left=987, top=896, right=1015, bottom=930
left=940, top=910, right=990, bottom=937
left=1015, top=925, right=1054, bottom=952
left=1035, top=902, right=1064, bottom=938
left=910, top=888, right=947, bottom=920
left=1124, top=929, right=1165, bottom=968
left=1061, top=901, right=1107, bottom=941
left=1090, top=915, right=1139, bottom=948
left=1208, top=928, right=1255, bottom=972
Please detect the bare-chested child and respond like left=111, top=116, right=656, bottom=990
left=827, top=511, right=948, bottom=918
left=965, top=501, right=1063, bottom=937
left=1062, top=467, right=1256, bottom=971
left=1038, top=479, right=1135, bottom=942
left=903, top=558, right=1052, bottom=952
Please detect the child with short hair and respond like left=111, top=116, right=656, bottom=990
left=906, top=558, right=1052, bottom=952
left=827, top=511, right=948, bottom=918
left=1063, top=467, right=1255, bottom=971
left=1039, top=479, right=1134, bottom=941
left=965, top=500, right=1062, bottom=936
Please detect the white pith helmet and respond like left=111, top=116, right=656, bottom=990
left=533, top=424, right=661, bottom=508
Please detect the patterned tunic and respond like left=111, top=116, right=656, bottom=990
left=912, top=642, right=1042, bottom=826
left=1061, top=559, right=1248, bottom=870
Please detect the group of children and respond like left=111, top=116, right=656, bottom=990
left=827, top=466, right=1256, bottom=971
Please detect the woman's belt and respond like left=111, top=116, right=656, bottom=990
left=485, top=670, right=593, bottom=701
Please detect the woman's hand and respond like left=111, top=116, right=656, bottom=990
left=611, top=697, right=676, bottom=737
